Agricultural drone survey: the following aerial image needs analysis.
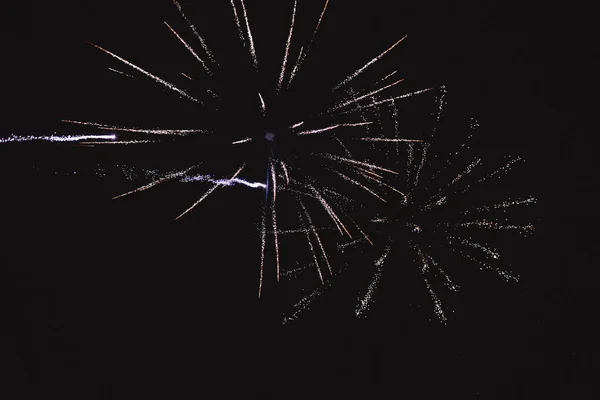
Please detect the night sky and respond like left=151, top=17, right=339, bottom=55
left=1, top=1, right=597, bottom=398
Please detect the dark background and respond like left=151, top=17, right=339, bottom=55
left=1, top=0, right=597, bottom=398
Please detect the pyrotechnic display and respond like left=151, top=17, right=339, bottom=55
left=1, top=0, right=535, bottom=323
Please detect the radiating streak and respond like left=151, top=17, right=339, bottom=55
left=449, top=247, right=518, bottom=283
left=87, top=42, right=201, bottom=104
left=333, top=136, right=353, bottom=157
left=114, top=165, right=198, bottom=200
left=391, top=100, right=401, bottom=156
left=175, top=165, right=244, bottom=220
left=269, top=227, right=336, bottom=235
left=239, top=0, right=258, bottom=69
left=282, top=281, right=330, bottom=324
left=306, top=184, right=351, bottom=237
left=298, top=209, right=325, bottom=284
left=258, top=203, right=267, bottom=298
left=375, top=70, right=399, bottom=87
left=332, top=170, right=387, bottom=202
left=323, top=153, right=399, bottom=175
left=452, top=220, right=535, bottom=233
left=164, top=22, right=210, bottom=74
left=448, top=236, right=500, bottom=259
left=287, top=46, right=304, bottom=87
left=331, top=78, right=405, bottom=112
left=290, top=121, right=305, bottom=129
left=0, top=134, right=116, bottom=144
left=299, top=200, right=332, bottom=275
left=280, top=161, right=290, bottom=184
left=232, top=137, right=254, bottom=145
left=258, top=93, right=266, bottom=115
left=171, top=0, right=215, bottom=64
left=182, top=174, right=266, bottom=189
left=358, top=171, right=407, bottom=197
left=295, top=122, right=373, bottom=136
left=277, top=0, right=297, bottom=92
left=287, top=0, right=329, bottom=87
left=338, top=239, right=366, bottom=252
left=412, top=143, right=430, bottom=190
left=357, top=137, right=423, bottom=142
left=79, top=140, right=155, bottom=145
left=360, top=88, right=433, bottom=110
left=463, top=157, right=522, bottom=194
left=333, top=35, right=407, bottom=90
left=269, top=160, right=280, bottom=281
left=353, top=165, right=384, bottom=179
left=229, top=0, right=245, bottom=43
left=108, top=68, right=133, bottom=78
left=348, top=216, right=374, bottom=246
left=181, top=72, right=194, bottom=80
left=450, top=158, right=481, bottom=186
left=462, top=197, right=537, bottom=215
left=356, top=245, right=389, bottom=317
left=416, top=248, right=447, bottom=322
left=62, top=120, right=207, bottom=136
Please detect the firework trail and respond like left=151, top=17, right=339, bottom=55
left=277, top=0, right=297, bottom=92
left=86, top=42, right=201, bottom=104
left=356, top=245, right=389, bottom=317
left=287, top=0, right=329, bottom=87
left=333, top=35, right=407, bottom=91
left=0, top=134, right=116, bottom=144
left=164, top=21, right=211, bottom=75
left=171, top=0, right=216, bottom=64
left=239, top=0, right=258, bottom=69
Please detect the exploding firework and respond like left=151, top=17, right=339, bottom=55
left=341, top=88, right=537, bottom=323
left=1, top=1, right=434, bottom=298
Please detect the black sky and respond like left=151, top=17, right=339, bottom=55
left=1, top=1, right=598, bottom=398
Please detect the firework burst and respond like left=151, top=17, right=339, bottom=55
left=2, top=1, right=433, bottom=298
left=339, top=88, right=538, bottom=323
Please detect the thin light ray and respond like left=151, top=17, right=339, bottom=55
left=87, top=42, right=201, bottom=104
left=108, top=68, right=134, bottom=78
left=229, top=0, right=245, bottom=43
left=299, top=200, right=332, bottom=275
left=295, top=122, right=373, bottom=136
left=287, top=0, right=329, bottom=87
left=113, top=165, right=198, bottom=199
left=356, top=245, right=389, bottom=317
left=360, top=88, right=433, bottom=110
left=330, top=78, right=405, bottom=112
left=270, top=160, right=280, bottom=281
left=280, top=161, right=290, bottom=184
left=332, top=169, right=387, bottom=202
left=239, top=0, right=258, bottom=69
left=306, top=184, right=351, bottom=237
left=171, top=0, right=216, bottom=64
left=79, top=140, right=155, bottom=145
left=0, top=134, right=116, bottom=144
left=164, top=21, right=210, bottom=74
left=357, top=137, right=423, bottom=142
left=62, top=120, right=208, bottom=136
left=232, top=137, right=254, bottom=144
left=181, top=72, right=194, bottom=80
left=298, top=208, right=325, bottom=284
left=258, top=93, right=266, bottom=115
left=258, top=203, right=266, bottom=298
left=333, top=35, right=407, bottom=90
left=277, top=0, right=297, bottom=92
left=175, top=165, right=244, bottom=220
left=323, top=153, right=399, bottom=175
